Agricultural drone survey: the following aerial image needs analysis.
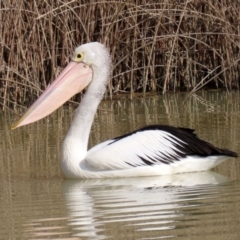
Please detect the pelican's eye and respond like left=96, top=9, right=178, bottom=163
left=75, top=52, right=84, bottom=61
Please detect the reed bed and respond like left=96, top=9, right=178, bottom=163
left=0, top=0, right=239, bottom=109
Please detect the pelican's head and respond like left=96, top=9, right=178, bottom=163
left=11, top=42, right=111, bottom=129
left=73, top=42, right=111, bottom=72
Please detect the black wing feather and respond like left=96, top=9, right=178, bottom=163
left=111, top=124, right=238, bottom=159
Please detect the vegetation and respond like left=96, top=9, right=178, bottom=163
left=0, top=0, right=239, bottom=109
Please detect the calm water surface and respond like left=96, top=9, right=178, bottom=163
left=1, top=91, right=240, bottom=239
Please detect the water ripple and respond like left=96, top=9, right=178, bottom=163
left=1, top=172, right=240, bottom=239
left=59, top=171, right=240, bottom=239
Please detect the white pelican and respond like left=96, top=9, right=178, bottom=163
left=11, top=42, right=238, bottom=178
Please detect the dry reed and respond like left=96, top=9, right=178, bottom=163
left=0, top=0, right=239, bottom=109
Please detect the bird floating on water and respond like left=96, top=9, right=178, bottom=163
left=11, top=42, right=238, bottom=178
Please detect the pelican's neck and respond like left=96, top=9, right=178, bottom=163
left=61, top=83, right=105, bottom=178
left=67, top=84, right=104, bottom=151
left=62, top=59, right=111, bottom=162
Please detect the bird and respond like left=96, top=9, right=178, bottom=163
left=11, top=42, right=238, bottom=178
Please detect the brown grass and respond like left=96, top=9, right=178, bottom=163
left=0, top=0, right=239, bottom=109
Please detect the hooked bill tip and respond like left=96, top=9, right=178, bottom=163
left=10, top=122, right=18, bottom=130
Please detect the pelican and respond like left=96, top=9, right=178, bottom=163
left=11, top=42, right=238, bottom=178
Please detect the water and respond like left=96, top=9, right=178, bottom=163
left=1, top=91, right=240, bottom=239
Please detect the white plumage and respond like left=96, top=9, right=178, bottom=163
left=87, top=131, right=185, bottom=170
